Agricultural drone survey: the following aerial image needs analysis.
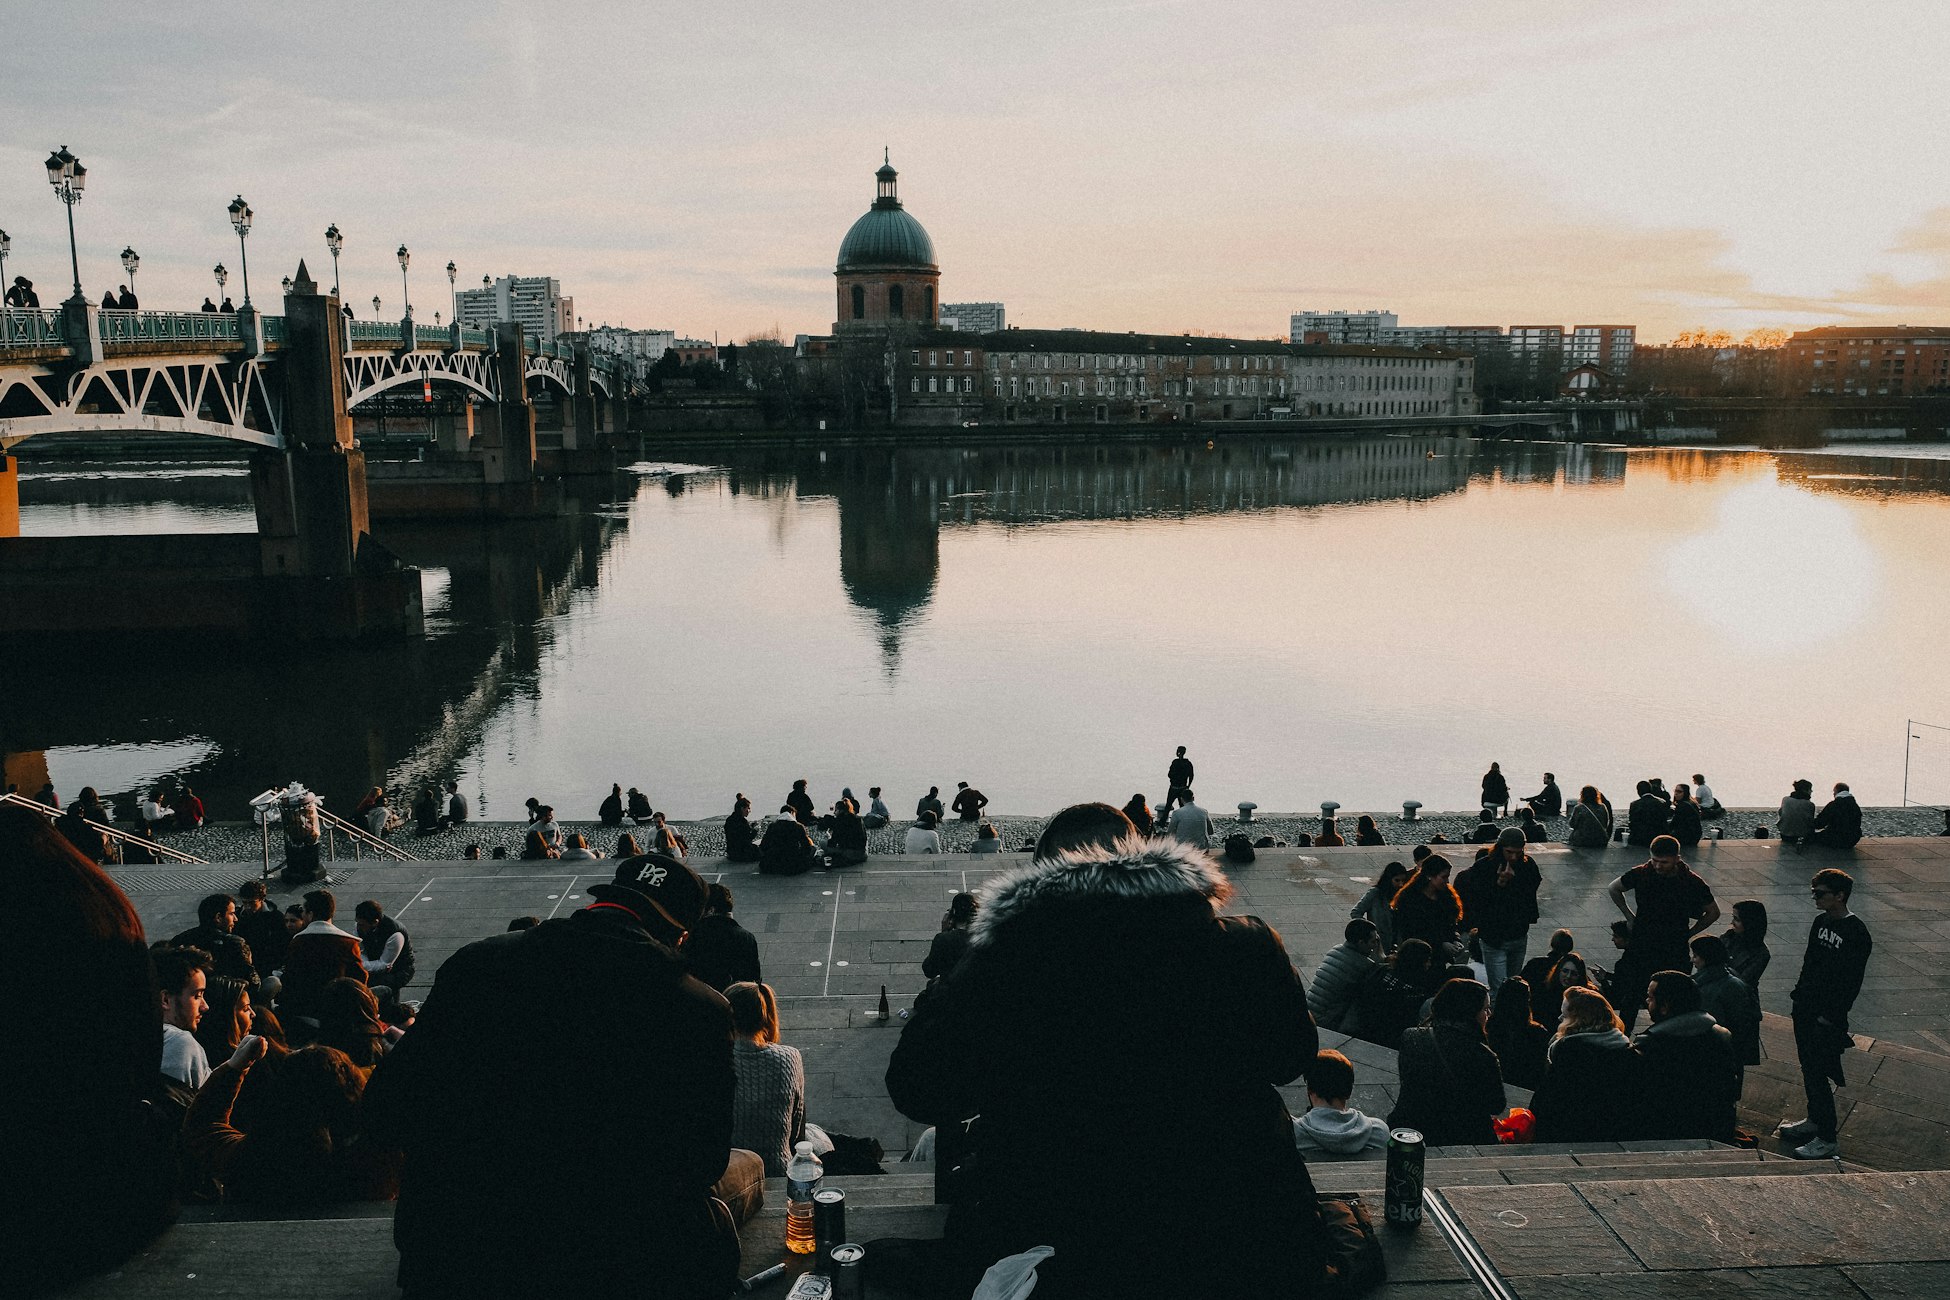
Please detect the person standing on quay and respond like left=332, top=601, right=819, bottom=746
left=1778, top=869, right=1872, bottom=1160
left=1607, top=835, right=1719, bottom=1033
left=1166, top=746, right=1195, bottom=810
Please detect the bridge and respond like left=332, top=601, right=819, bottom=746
left=0, top=263, right=636, bottom=640
left=0, top=293, right=627, bottom=453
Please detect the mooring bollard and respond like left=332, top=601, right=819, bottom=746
left=1401, top=800, right=1422, bottom=822
left=1237, top=801, right=1258, bottom=824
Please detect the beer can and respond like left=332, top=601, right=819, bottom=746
left=828, top=1243, right=866, bottom=1299
left=1384, top=1127, right=1426, bottom=1227
left=812, top=1187, right=847, bottom=1256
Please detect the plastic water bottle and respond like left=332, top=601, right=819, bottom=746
left=785, top=1141, right=823, bottom=1254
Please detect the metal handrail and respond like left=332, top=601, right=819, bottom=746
left=96, top=309, right=245, bottom=345
left=315, top=805, right=418, bottom=862
left=0, top=307, right=68, bottom=346
left=0, top=791, right=206, bottom=864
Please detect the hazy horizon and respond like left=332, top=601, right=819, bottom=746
left=3, top=0, right=1946, bottom=345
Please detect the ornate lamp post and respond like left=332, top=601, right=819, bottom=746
left=324, top=223, right=343, bottom=301
left=396, top=244, right=411, bottom=319
left=372, top=294, right=381, bottom=317
left=43, top=146, right=87, bottom=304
left=227, top=195, right=254, bottom=307
left=213, top=264, right=227, bottom=304
left=119, top=245, right=139, bottom=300
left=445, top=259, right=457, bottom=328
left=0, top=228, right=11, bottom=343
left=281, top=275, right=294, bottom=295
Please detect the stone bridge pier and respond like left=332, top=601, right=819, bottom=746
left=0, top=266, right=422, bottom=641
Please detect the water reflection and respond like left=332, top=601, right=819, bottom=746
left=8, top=436, right=1950, bottom=815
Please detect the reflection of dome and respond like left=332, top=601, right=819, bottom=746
left=836, top=160, right=937, bottom=270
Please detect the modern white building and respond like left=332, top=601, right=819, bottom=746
left=1290, top=310, right=1400, bottom=345
left=940, top=301, right=1006, bottom=333
left=1565, top=325, right=1636, bottom=373
left=454, top=276, right=575, bottom=346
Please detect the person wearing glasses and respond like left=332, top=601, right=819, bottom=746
left=1777, top=869, right=1872, bottom=1160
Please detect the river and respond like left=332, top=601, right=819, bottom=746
left=8, top=434, right=1950, bottom=822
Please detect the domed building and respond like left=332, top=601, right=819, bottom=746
left=834, top=153, right=940, bottom=333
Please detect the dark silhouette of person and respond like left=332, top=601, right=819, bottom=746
left=219, top=296, right=235, bottom=312
left=1167, top=746, right=1195, bottom=809
left=101, top=289, right=119, bottom=309
left=116, top=285, right=138, bottom=309
left=200, top=297, right=218, bottom=312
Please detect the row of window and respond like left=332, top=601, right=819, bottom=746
left=911, top=349, right=977, bottom=367
left=908, top=374, right=982, bottom=393
left=849, top=283, right=936, bottom=320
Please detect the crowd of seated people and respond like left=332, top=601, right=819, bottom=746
left=8, top=761, right=1869, bottom=1300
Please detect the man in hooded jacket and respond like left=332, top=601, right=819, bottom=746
left=886, top=805, right=1326, bottom=1299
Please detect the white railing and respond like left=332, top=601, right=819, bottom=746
left=0, top=791, right=206, bottom=864
left=316, top=805, right=419, bottom=863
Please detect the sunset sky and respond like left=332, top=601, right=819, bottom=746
left=3, top=0, right=1946, bottom=344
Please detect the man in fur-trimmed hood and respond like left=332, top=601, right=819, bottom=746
left=886, top=804, right=1326, bottom=1299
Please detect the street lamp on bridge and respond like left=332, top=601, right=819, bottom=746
left=213, top=264, right=227, bottom=307
left=227, top=195, right=254, bottom=307
left=324, top=224, right=343, bottom=301
left=120, top=246, right=139, bottom=300
left=372, top=294, right=381, bottom=317
left=1, top=228, right=11, bottom=343
left=281, top=275, right=294, bottom=296
left=43, top=146, right=87, bottom=305
left=446, top=259, right=457, bottom=328
left=396, top=244, right=411, bottom=320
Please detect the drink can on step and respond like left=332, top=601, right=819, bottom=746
left=828, top=1244, right=866, bottom=1299
left=1385, top=1127, right=1425, bottom=1227
left=812, top=1187, right=847, bottom=1256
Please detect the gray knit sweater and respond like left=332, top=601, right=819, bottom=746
left=732, top=1040, right=806, bottom=1177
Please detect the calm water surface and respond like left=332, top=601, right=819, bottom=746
left=10, top=436, right=1950, bottom=820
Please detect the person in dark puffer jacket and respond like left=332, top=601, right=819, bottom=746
left=1306, top=918, right=1380, bottom=1032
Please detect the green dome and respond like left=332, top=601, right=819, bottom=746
left=837, top=159, right=937, bottom=270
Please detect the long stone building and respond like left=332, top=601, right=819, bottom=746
left=799, top=160, right=1476, bottom=427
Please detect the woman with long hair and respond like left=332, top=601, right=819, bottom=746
left=1122, top=793, right=1154, bottom=838
left=1388, top=979, right=1506, bottom=1147
left=1534, top=950, right=1598, bottom=1027
left=196, top=976, right=258, bottom=1062
left=613, top=832, right=644, bottom=858
left=519, top=828, right=558, bottom=861
left=1390, top=853, right=1463, bottom=959
left=1485, top=976, right=1552, bottom=1089
left=1670, top=783, right=1703, bottom=849
left=1567, top=785, right=1613, bottom=847
left=1350, top=860, right=1411, bottom=952
left=315, top=978, right=394, bottom=1071
left=1353, top=815, right=1385, bottom=847
left=1345, top=937, right=1442, bottom=1049
left=1725, top=899, right=1770, bottom=1044
left=1530, top=986, right=1642, bottom=1143
left=725, top=982, right=805, bottom=1177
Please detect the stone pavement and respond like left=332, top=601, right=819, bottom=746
left=113, top=836, right=1950, bottom=1161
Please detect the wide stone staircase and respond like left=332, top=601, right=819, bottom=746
left=65, top=1141, right=1950, bottom=1299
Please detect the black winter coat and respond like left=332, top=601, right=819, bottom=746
left=685, top=913, right=762, bottom=993
left=758, top=818, right=817, bottom=875
left=364, top=906, right=738, bottom=1300
left=1388, top=1022, right=1506, bottom=1147
left=1455, top=856, right=1542, bottom=945
left=1530, top=1031, right=1643, bottom=1143
left=1635, top=1011, right=1739, bottom=1142
left=1812, top=795, right=1863, bottom=848
left=885, top=840, right=1325, bottom=1300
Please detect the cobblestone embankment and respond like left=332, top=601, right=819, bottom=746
left=156, top=805, right=1949, bottom=864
